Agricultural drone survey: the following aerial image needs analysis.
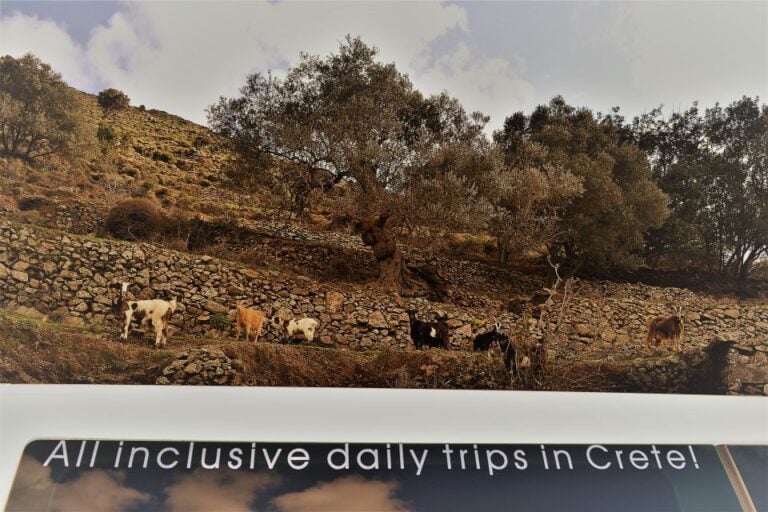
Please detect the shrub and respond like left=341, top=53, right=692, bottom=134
left=104, top=198, right=162, bottom=240
left=135, top=180, right=154, bottom=197
left=151, top=150, right=175, bottom=165
left=193, top=135, right=210, bottom=148
left=17, top=196, right=51, bottom=211
left=97, top=88, right=130, bottom=115
left=210, top=314, right=231, bottom=331
left=96, top=124, right=117, bottom=150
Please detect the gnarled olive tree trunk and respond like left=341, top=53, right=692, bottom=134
left=357, top=212, right=413, bottom=292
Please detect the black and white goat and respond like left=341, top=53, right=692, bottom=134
left=113, top=282, right=178, bottom=347
left=473, top=323, right=508, bottom=351
left=407, top=309, right=449, bottom=349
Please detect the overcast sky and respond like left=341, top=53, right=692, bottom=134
left=1, top=1, right=766, bottom=132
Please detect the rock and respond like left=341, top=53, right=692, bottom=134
left=12, top=260, right=29, bottom=271
left=13, top=305, right=47, bottom=320
left=367, top=311, right=388, bottom=329
left=326, top=291, right=344, bottom=313
left=723, top=309, right=739, bottom=319
left=203, top=300, right=228, bottom=315
left=454, top=324, right=472, bottom=337
left=575, top=324, right=595, bottom=337
left=184, top=362, right=200, bottom=374
left=10, top=270, right=28, bottom=282
left=730, top=366, right=768, bottom=383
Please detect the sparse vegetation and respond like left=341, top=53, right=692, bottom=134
left=104, top=197, right=162, bottom=240
left=0, top=50, right=766, bottom=393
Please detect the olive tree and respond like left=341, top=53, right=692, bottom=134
left=0, top=54, right=93, bottom=161
left=208, top=36, right=486, bottom=292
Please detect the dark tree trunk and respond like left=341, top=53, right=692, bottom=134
left=357, top=212, right=412, bottom=292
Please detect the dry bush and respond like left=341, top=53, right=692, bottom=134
left=104, top=197, right=162, bottom=240
left=324, top=251, right=355, bottom=280
left=17, top=196, right=52, bottom=212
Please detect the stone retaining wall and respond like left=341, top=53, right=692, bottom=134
left=618, top=340, right=768, bottom=395
left=2, top=222, right=767, bottom=356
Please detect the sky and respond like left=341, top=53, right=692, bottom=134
left=0, top=1, right=766, bottom=132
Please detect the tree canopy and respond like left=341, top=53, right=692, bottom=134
left=495, top=96, right=669, bottom=272
left=208, top=36, right=491, bottom=291
left=0, top=53, right=93, bottom=161
left=630, top=97, right=768, bottom=289
left=97, top=88, right=131, bottom=116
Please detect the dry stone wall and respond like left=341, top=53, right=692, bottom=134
left=617, top=340, right=768, bottom=395
left=1, top=221, right=767, bottom=394
left=2, top=221, right=768, bottom=355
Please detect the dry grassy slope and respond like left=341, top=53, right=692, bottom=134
left=1, top=89, right=269, bottom=222
left=0, top=312, right=520, bottom=389
left=1, top=86, right=766, bottom=392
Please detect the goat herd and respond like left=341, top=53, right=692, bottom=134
left=112, top=281, right=687, bottom=377
left=112, top=282, right=534, bottom=374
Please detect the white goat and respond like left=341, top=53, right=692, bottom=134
left=114, top=282, right=178, bottom=347
left=281, top=317, right=320, bottom=342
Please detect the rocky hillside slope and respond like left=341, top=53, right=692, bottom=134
left=1, top=90, right=766, bottom=394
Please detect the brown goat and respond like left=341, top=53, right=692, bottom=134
left=645, top=306, right=684, bottom=351
left=235, top=305, right=266, bottom=343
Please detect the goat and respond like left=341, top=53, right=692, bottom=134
left=473, top=323, right=508, bottom=351
left=500, top=340, right=542, bottom=388
left=235, top=305, right=266, bottom=342
left=407, top=309, right=449, bottom=349
left=280, top=317, right=319, bottom=343
left=113, top=282, right=178, bottom=347
left=434, top=312, right=451, bottom=348
left=645, top=306, right=684, bottom=351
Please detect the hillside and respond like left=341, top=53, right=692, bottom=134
left=1, top=90, right=766, bottom=394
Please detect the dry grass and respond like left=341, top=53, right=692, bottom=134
left=0, top=312, right=512, bottom=389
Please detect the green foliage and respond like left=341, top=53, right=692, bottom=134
left=209, top=314, right=231, bottom=331
left=0, top=53, right=94, bottom=161
left=97, top=88, right=130, bottom=116
left=632, top=97, right=768, bottom=288
left=495, top=96, right=669, bottom=271
left=208, top=35, right=487, bottom=222
left=96, top=124, right=117, bottom=147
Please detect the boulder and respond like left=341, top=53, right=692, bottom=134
left=326, top=291, right=344, bottom=313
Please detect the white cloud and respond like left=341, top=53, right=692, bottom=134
left=7, top=1, right=467, bottom=124
left=163, top=469, right=280, bottom=512
left=271, top=475, right=409, bottom=512
left=610, top=1, right=767, bottom=112
left=0, top=1, right=536, bottom=131
left=0, top=12, right=95, bottom=90
left=5, top=455, right=151, bottom=512
left=413, top=42, right=535, bottom=131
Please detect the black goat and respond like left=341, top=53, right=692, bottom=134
left=407, top=309, right=449, bottom=349
left=498, top=340, right=518, bottom=373
left=502, top=341, right=545, bottom=388
left=473, top=323, right=508, bottom=351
